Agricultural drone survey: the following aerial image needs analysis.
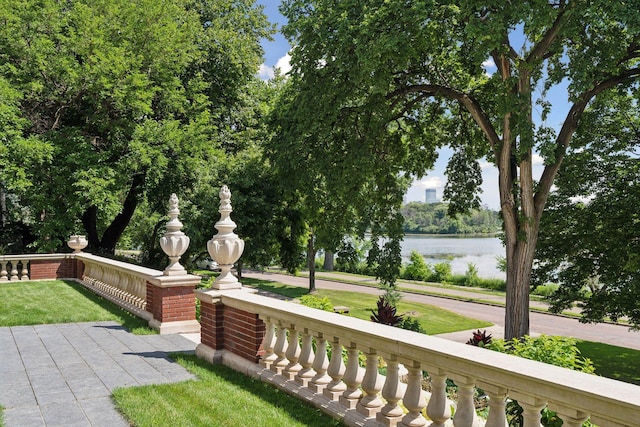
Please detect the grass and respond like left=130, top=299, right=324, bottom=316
left=113, top=354, right=343, bottom=427
left=577, top=340, right=640, bottom=386
left=243, top=278, right=492, bottom=335
left=0, top=280, right=154, bottom=334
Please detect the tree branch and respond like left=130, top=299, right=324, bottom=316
left=526, top=1, right=573, bottom=64
left=535, top=66, right=640, bottom=216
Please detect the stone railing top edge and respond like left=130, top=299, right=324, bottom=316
left=203, top=288, right=640, bottom=422
left=77, top=253, right=201, bottom=285
left=0, top=253, right=77, bottom=261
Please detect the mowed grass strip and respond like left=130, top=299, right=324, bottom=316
left=0, top=280, right=153, bottom=334
left=113, top=354, right=343, bottom=427
left=243, top=278, right=492, bottom=335
left=577, top=340, right=640, bottom=386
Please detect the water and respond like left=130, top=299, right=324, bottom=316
left=401, top=235, right=505, bottom=279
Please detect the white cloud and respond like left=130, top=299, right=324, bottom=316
left=480, top=160, right=495, bottom=170
left=531, top=153, right=544, bottom=165
left=482, top=58, right=497, bottom=76
left=275, top=53, right=292, bottom=75
left=414, top=176, right=444, bottom=189
left=258, top=63, right=274, bottom=80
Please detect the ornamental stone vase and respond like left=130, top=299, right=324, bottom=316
left=68, top=235, right=88, bottom=253
left=207, top=185, right=244, bottom=289
left=159, top=193, right=190, bottom=276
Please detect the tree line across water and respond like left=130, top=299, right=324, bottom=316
left=401, top=202, right=501, bottom=235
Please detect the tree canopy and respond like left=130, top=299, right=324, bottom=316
left=279, top=0, right=640, bottom=338
left=0, top=0, right=273, bottom=254
left=534, top=91, right=640, bottom=329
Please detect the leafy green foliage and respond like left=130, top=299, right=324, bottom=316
left=402, top=250, right=434, bottom=281
left=0, top=0, right=273, bottom=254
left=278, top=0, right=640, bottom=339
left=433, top=262, right=453, bottom=284
left=298, top=294, right=333, bottom=312
left=534, top=92, right=640, bottom=329
left=402, top=202, right=501, bottom=235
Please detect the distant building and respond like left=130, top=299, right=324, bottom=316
left=425, top=188, right=438, bottom=203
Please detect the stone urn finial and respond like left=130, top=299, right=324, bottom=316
left=67, top=235, right=88, bottom=253
left=207, top=185, right=244, bottom=289
left=159, top=193, right=190, bottom=276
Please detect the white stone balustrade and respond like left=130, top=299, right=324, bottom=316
left=0, top=254, right=78, bottom=281
left=196, top=288, right=640, bottom=427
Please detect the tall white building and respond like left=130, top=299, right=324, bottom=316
left=425, top=188, right=438, bottom=203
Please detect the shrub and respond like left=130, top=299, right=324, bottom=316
left=402, top=250, right=433, bottom=281
left=398, top=316, right=426, bottom=334
left=531, top=283, right=560, bottom=297
left=487, top=335, right=595, bottom=427
left=466, top=329, right=492, bottom=347
left=298, top=294, right=333, bottom=312
left=432, top=261, right=452, bottom=283
left=464, top=263, right=480, bottom=286
left=370, top=295, right=403, bottom=326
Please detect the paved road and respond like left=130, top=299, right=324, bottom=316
left=243, top=271, right=640, bottom=351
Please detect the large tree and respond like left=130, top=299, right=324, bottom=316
left=280, top=0, right=640, bottom=338
left=0, top=0, right=272, bottom=253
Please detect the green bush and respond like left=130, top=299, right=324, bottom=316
left=464, top=263, right=480, bottom=286
left=432, top=261, right=452, bottom=283
left=398, top=316, right=426, bottom=334
left=487, top=335, right=594, bottom=427
left=402, top=250, right=433, bottom=281
left=298, top=294, right=333, bottom=311
left=531, top=283, right=560, bottom=297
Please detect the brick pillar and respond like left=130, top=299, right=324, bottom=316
left=146, top=275, right=201, bottom=334
left=200, top=298, right=225, bottom=350
left=223, top=306, right=265, bottom=363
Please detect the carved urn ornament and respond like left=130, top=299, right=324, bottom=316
left=159, top=193, right=190, bottom=275
left=207, top=185, right=244, bottom=289
left=67, top=235, right=88, bottom=253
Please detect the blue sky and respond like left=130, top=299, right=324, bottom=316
left=256, top=1, right=569, bottom=210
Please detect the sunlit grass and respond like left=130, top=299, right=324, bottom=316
left=243, top=279, right=491, bottom=335
left=0, top=280, right=154, bottom=334
left=113, top=354, right=343, bottom=427
left=577, top=340, right=640, bottom=386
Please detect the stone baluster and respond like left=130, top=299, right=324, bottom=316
left=10, top=261, right=18, bottom=281
left=259, top=317, right=277, bottom=369
left=377, top=356, right=405, bottom=426
left=450, top=375, right=479, bottom=427
left=357, top=349, right=383, bottom=417
left=339, top=342, right=364, bottom=409
left=272, top=322, right=289, bottom=375
left=283, top=325, right=302, bottom=380
left=511, top=392, right=546, bottom=427
left=295, top=328, right=316, bottom=387
left=309, top=333, right=330, bottom=393
left=1, top=262, right=8, bottom=281
left=549, top=405, right=589, bottom=427
left=426, top=369, right=452, bottom=427
left=323, top=337, right=347, bottom=400
left=477, top=383, right=507, bottom=427
left=400, top=361, right=427, bottom=427
left=19, top=260, right=29, bottom=280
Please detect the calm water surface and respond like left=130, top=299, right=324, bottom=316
left=401, top=235, right=505, bottom=279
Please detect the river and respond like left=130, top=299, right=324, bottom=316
left=401, top=235, right=505, bottom=279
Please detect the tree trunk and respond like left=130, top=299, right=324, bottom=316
left=99, top=174, right=145, bottom=254
left=323, top=249, right=334, bottom=271
left=307, top=234, right=316, bottom=293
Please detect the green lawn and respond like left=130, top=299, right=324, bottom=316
left=0, top=280, right=154, bottom=334
left=577, top=340, right=640, bottom=386
left=242, top=278, right=492, bottom=335
left=113, top=354, right=342, bottom=427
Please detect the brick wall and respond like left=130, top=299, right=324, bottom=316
left=200, top=300, right=225, bottom=350
left=29, top=258, right=83, bottom=280
left=223, top=306, right=265, bottom=363
left=146, top=283, right=197, bottom=323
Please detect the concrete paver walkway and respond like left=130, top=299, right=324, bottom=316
left=0, top=321, right=197, bottom=427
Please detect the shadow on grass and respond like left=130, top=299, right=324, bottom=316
left=172, top=354, right=343, bottom=426
left=61, top=280, right=155, bottom=334
left=240, top=277, right=309, bottom=299
left=577, top=340, right=640, bottom=386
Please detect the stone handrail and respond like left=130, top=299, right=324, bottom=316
left=0, top=253, right=76, bottom=281
left=197, top=288, right=640, bottom=427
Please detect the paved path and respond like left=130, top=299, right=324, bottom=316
left=0, top=321, right=197, bottom=427
left=244, top=271, right=640, bottom=350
